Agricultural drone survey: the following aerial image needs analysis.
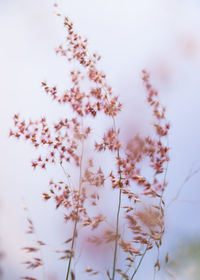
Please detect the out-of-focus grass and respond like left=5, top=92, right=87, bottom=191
left=164, top=238, right=200, bottom=280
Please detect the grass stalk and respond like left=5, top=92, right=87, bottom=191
left=111, top=188, right=122, bottom=280
left=66, top=137, right=84, bottom=280
left=130, top=245, right=148, bottom=280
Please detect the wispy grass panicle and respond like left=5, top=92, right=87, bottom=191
left=10, top=7, right=170, bottom=280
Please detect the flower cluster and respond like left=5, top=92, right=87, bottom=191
left=44, top=16, right=122, bottom=119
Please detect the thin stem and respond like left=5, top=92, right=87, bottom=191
left=167, top=165, right=200, bottom=209
left=60, top=161, right=72, bottom=189
left=130, top=245, right=148, bottom=280
left=111, top=188, right=122, bottom=280
left=103, top=85, right=122, bottom=280
left=66, top=137, right=84, bottom=280
left=111, top=122, right=122, bottom=280
left=66, top=221, right=77, bottom=280
left=119, top=243, right=144, bottom=280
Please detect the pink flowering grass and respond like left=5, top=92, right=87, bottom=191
left=10, top=7, right=170, bottom=280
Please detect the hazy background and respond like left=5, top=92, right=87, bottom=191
left=0, top=0, right=200, bottom=279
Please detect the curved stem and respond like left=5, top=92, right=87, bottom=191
left=66, top=137, right=84, bottom=280
left=66, top=221, right=77, bottom=280
left=102, top=84, right=122, bottom=280
left=130, top=245, right=148, bottom=280
left=111, top=188, right=122, bottom=280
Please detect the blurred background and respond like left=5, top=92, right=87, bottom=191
left=0, top=0, right=200, bottom=279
